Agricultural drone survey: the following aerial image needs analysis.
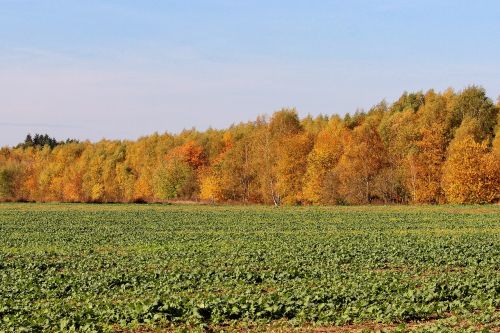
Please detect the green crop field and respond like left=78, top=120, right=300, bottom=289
left=0, top=204, right=499, bottom=332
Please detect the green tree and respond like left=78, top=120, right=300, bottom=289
left=450, top=86, right=498, bottom=141
left=153, top=157, right=196, bottom=200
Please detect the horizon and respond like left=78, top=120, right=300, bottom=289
left=3, top=84, right=498, bottom=148
left=1, top=1, right=500, bottom=146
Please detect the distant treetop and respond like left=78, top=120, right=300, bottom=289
left=16, top=134, right=79, bottom=149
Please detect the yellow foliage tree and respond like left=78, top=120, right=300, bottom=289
left=442, top=119, right=500, bottom=203
left=303, top=118, right=345, bottom=204
left=274, top=132, right=313, bottom=204
left=335, top=116, right=387, bottom=204
left=406, top=126, right=446, bottom=203
left=199, top=170, right=223, bottom=203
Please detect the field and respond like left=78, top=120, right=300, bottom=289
left=0, top=204, right=499, bottom=332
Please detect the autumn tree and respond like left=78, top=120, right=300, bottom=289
left=0, top=165, right=18, bottom=200
left=128, top=134, right=167, bottom=201
left=442, top=118, right=499, bottom=203
left=253, top=109, right=303, bottom=205
left=335, top=114, right=387, bottom=204
left=50, top=143, right=85, bottom=202
left=199, top=169, right=223, bottom=203
left=405, top=91, right=449, bottom=203
left=303, top=117, right=345, bottom=204
left=153, top=140, right=205, bottom=201
left=378, top=102, right=419, bottom=203
left=219, top=129, right=258, bottom=202
left=200, top=129, right=257, bottom=202
left=153, top=157, right=196, bottom=200
left=406, top=126, right=446, bottom=203
left=199, top=133, right=232, bottom=202
left=274, top=132, right=313, bottom=204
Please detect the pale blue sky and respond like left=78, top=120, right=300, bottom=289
left=1, top=0, right=499, bottom=145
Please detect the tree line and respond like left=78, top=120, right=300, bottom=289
left=1, top=86, right=499, bottom=205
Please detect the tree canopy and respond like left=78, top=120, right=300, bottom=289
left=1, top=87, right=499, bottom=204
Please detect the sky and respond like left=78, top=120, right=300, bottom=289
left=1, top=0, right=499, bottom=146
